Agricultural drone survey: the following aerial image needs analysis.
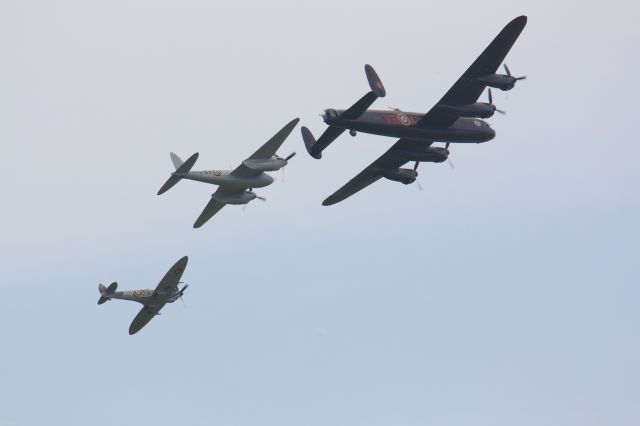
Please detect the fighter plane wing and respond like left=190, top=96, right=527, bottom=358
left=418, top=15, right=527, bottom=128
left=154, top=256, right=188, bottom=295
left=128, top=257, right=188, bottom=335
left=230, top=118, right=300, bottom=178
left=323, top=139, right=433, bottom=206
left=129, top=304, right=164, bottom=335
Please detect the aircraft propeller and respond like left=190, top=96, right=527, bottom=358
left=504, top=63, right=527, bottom=81
left=487, top=89, right=506, bottom=115
left=445, top=143, right=455, bottom=170
left=278, top=152, right=296, bottom=182
left=178, top=283, right=188, bottom=307
left=413, top=161, right=423, bottom=191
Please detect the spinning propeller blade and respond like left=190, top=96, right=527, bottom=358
left=504, top=63, right=526, bottom=81
left=487, top=89, right=506, bottom=115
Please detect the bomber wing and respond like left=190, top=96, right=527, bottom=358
left=418, top=15, right=527, bottom=128
left=230, top=118, right=299, bottom=178
left=323, top=139, right=432, bottom=206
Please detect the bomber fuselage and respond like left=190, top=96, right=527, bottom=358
left=325, top=109, right=495, bottom=143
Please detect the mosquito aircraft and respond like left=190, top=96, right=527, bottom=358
left=301, top=16, right=527, bottom=205
left=158, top=118, right=299, bottom=227
left=98, top=256, right=189, bottom=335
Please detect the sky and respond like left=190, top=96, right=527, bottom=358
left=1, top=1, right=639, bottom=425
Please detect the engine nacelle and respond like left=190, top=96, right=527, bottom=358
left=243, top=158, right=287, bottom=172
left=476, top=73, right=518, bottom=91
left=394, top=147, right=449, bottom=163
left=213, top=190, right=257, bottom=205
left=378, top=168, right=418, bottom=184
left=433, top=102, right=496, bottom=119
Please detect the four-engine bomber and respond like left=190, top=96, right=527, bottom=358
left=301, top=15, right=527, bottom=205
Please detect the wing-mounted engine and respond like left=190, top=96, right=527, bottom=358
left=213, top=190, right=266, bottom=205
left=378, top=167, right=418, bottom=184
left=477, top=64, right=526, bottom=91
left=243, top=152, right=295, bottom=172
left=394, top=146, right=449, bottom=163
left=430, top=89, right=505, bottom=119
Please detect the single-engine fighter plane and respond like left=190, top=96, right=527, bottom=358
left=158, top=118, right=299, bottom=227
left=301, top=16, right=527, bottom=205
left=98, top=256, right=189, bottom=335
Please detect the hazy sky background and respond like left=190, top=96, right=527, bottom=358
left=1, top=1, right=639, bottom=425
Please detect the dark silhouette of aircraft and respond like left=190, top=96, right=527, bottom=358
left=301, top=16, right=527, bottom=205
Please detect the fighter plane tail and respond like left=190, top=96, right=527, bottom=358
left=97, top=282, right=118, bottom=305
left=157, top=152, right=199, bottom=195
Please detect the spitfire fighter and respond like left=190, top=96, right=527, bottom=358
left=301, top=16, right=527, bottom=205
left=98, top=256, right=189, bottom=335
left=158, top=118, right=299, bottom=227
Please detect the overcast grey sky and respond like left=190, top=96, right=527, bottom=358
left=1, top=1, right=639, bottom=425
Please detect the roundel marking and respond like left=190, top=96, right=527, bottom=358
left=397, top=113, right=411, bottom=126
left=133, top=289, right=145, bottom=297
left=175, top=267, right=183, bottom=275
left=473, top=119, right=482, bottom=127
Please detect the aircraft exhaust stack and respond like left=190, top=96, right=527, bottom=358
left=157, top=152, right=199, bottom=195
left=97, top=282, right=118, bottom=305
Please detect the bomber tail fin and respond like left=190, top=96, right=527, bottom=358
left=303, top=64, right=385, bottom=159
left=97, top=282, right=118, bottom=305
left=157, top=152, right=199, bottom=195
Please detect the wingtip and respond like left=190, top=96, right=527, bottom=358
left=512, top=15, right=528, bottom=26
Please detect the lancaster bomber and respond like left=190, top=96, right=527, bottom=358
left=301, top=16, right=527, bottom=205
left=158, top=118, right=299, bottom=227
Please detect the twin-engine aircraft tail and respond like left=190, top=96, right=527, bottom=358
left=97, top=282, right=118, bottom=305
left=157, top=152, right=199, bottom=195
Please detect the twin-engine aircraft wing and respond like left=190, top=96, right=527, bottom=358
left=193, top=188, right=230, bottom=228
left=323, top=139, right=433, bottom=206
left=418, top=15, right=527, bottom=128
left=230, top=118, right=300, bottom=178
left=128, top=256, right=188, bottom=335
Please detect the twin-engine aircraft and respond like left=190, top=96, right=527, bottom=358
left=98, top=256, right=189, bottom=335
left=301, top=16, right=527, bottom=205
left=158, top=118, right=299, bottom=227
